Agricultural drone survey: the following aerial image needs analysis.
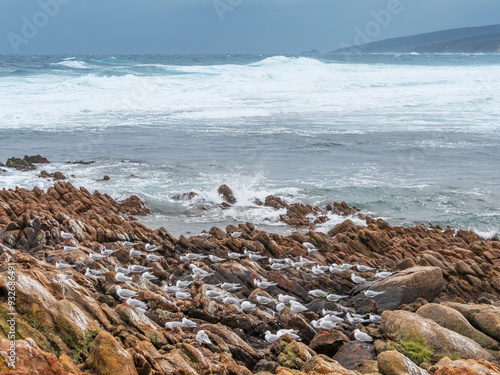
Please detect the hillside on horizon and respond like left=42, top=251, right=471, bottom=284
left=332, top=24, right=500, bottom=53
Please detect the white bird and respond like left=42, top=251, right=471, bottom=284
left=196, top=330, right=211, bottom=345
left=115, top=272, right=132, bottom=282
left=302, top=242, right=316, bottom=250
left=254, top=279, right=277, bottom=289
left=165, top=321, right=184, bottom=329
left=122, top=241, right=138, bottom=248
left=115, top=285, right=138, bottom=299
left=182, top=317, right=197, bottom=328
left=311, top=266, right=325, bottom=276
left=277, top=329, right=300, bottom=340
left=141, top=272, right=158, bottom=281
left=326, top=293, right=349, bottom=302
left=145, top=243, right=161, bottom=251
left=89, top=253, right=106, bottom=261
left=189, top=264, right=213, bottom=279
left=56, top=261, right=75, bottom=270
left=176, top=280, right=193, bottom=288
left=184, top=253, right=207, bottom=260
left=369, top=313, right=382, bottom=323
left=115, top=265, right=129, bottom=274
left=351, top=273, right=366, bottom=284
left=61, top=231, right=74, bottom=239
left=265, top=331, right=280, bottom=343
left=256, top=295, right=276, bottom=305
left=241, top=301, right=256, bottom=312
left=329, top=264, right=343, bottom=273
left=63, top=246, right=79, bottom=252
left=322, top=308, right=343, bottom=316
left=228, top=252, right=244, bottom=259
left=354, top=329, right=373, bottom=345
left=248, top=253, right=267, bottom=261
left=346, top=312, right=368, bottom=325
left=375, top=271, right=392, bottom=278
left=128, top=265, right=153, bottom=273
left=101, top=248, right=118, bottom=256
left=363, top=290, right=385, bottom=298
left=271, top=263, right=288, bottom=270
left=209, top=255, right=225, bottom=263
left=290, top=300, right=308, bottom=313
left=324, top=314, right=344, bottom=323
left=163, top=285, right=186, bottom=294
left=308, top=289, right=328, bottom=298
left=146, top=254, right=163, bottom=262
left=278, top=294, right=297, bottom=304
left=206, top=290, right=227, bottom=298
left=222, top=296, right=244, bottom=305
left=220, top=282, right=241, bottom=291
left=175, top=291, right=191, bottom=300
left=299, top=256, right=317, bottom=265
left=84, top=268, right=103, bottom=279
left=129, top=249, right=144, bottom=257
left=318, top=319, right=338, bottom=330
left=340, top=263, right=355, bottom=270
left=307, top=248, right=318, bottom=254
left=276, top=303, right=286, bottom=312
left=200, top=233, right=212, bottom=239
left=126, top=298, right=147, bottom=310
left=231, top=232, right=242, bottom=238
left=357, top=264, right=376, bottom=272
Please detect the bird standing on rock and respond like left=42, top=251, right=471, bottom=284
left=196, top=330, right=211, bottom=345
left=290, top=300, right=308, bottom=313
left=356, top=264, right=376, bottom=272
left=351, top=273, right=366, bottom=284
left=353, top=329, right=373, bottom=347
left=145, top=243, right=161, bottom=251
left=115, top=272, right=132, bottom=283
left=115, top=285, right=138, bottom=299
left=56, top=261, right=75, bottom=270
left=241, top=301, right=256, bottom=312
left=363, top=290, right=385, bottom=298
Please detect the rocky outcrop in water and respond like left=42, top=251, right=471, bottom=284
left=0, top=182, right=499, bottom=374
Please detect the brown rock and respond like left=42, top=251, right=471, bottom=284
left=84, top=331, right=138, bottom=375
left=377, top=350, right=429, bottom=375
left=218, top=184, right=236, bottom=204
left=434, top=359, right=500, bottom=375
left=333, top=341, right=376, bottom=370
left=303, top=354, right=359, bottom=374
left=24, top=154, right=50, bottom=163
left=309, top=330, right=350, bottom=357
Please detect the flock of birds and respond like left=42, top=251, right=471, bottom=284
left=57, top=230, right=391, bottom=346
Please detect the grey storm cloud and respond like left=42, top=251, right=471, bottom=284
left=1, top=0, right=500, bottom=54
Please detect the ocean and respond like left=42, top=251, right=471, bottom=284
left=0, top=53, right=499, bottom=238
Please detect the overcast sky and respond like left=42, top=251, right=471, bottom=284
left=1, top=0, right=500, bottom=55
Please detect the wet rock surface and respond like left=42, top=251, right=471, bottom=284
left=0, top=183, right=499, bottom=374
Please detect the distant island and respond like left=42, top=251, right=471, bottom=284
left=332, top=24, right=500, bottom=53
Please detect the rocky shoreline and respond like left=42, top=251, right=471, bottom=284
left=1, top=182, right=500, bottom=375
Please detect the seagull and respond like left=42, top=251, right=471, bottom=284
left=254, top=279, right=277, bottom=289
left=115, top=272, right=132, bottom=283
left=175, top=291, right=191, bottom=300
left=256, top=295, right=276, bottom=305
left=271, top=263, right=288, bottom=270
left=276, top=303, right=286, bottom=312
left=126, top=298, right=148, bottom=310
left=363, top=290, right=385, bottom=298
left=308, top=248, right=319, bottom=254
left=163, top=285, right=187, bottom=294
left=241, top=301, right=256, bottom=312
left=61, top=231, right=74, bottom=239
left=128, top=265, right=153, bottom=273
left=189, top=264, right=214, bottom=279
left=290, top=300, right=308, bottom=313
left=141, top=272, right=158, bottom=281
left=324, top=314, right=344, bottom=323
left=196, top=330, right=211, bottom=345
left=351, top=273, right=366, bottom=284
left=357, top=264, right=376, bottom=272
left=101, top=248, right=118, bottom=256
left=346, top=312, right=368, bottom=325
left=63, top=246, right=79, bottom=252
left=222, top=296, right=244, bottom=305
left=248, top=253, right=267, bottom=261
left=322, top=308, right=343, bottom=316
left=129, top=249, right=144, bottom=257
left=208, top=255, right=225, bottom=263
left=277, top=329, right=300, bottom=340
left=340, top=263, right=355, bottom=270
left=302, top=242, right=316, bottom=250
left=85, top=268, right=103, bottom=279
left=146, top=254, right=163, bottom=262
left=269, top=258, right=285, bottom=264
left=368, top=313, right=382, bottom=323
left=89, top=253, right=106, bottom=261
left=181, top=318, right=197, bottom=328
left=311, top=266, right=325, bottom=276
left=56, top=261, right=76, bottom=270
left=329, top=264, right=343, bottom=273
left=176, top=280, right=193, bottom=288
left=220, top=282, right=241, bottom=291
left=115, top=286, right=138, bottom=299
left=264, top=331, right=280, bottom=343
left=308, top=289, right=328, bottom=298
left=231, top=232, right=242, bottom=238
left=122, top=241, right=138, bottom=248
left=278, top=294, right=297, bottom=304
left=115, top=265, right=129, bottom=274
left=326, top=294, right=349, bottom=302
left=318, top=319, right=338, bottom=331
left=165, top=321, right=185, bottom=329
left=206, top=290, right=227, bottom=298
left=200, top=233, right=212, bottom=239
left=353, top=329, right=373, bottom=347
left=375, top=271, right=392, bottom=278
left=299, top=256, right=317, bottom=265
left=145, top=243, right=161, bottom=251
left=228, top=252, right=244, bottom=259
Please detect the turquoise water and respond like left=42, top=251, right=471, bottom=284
left=0, top=54, right=499, bottom=237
